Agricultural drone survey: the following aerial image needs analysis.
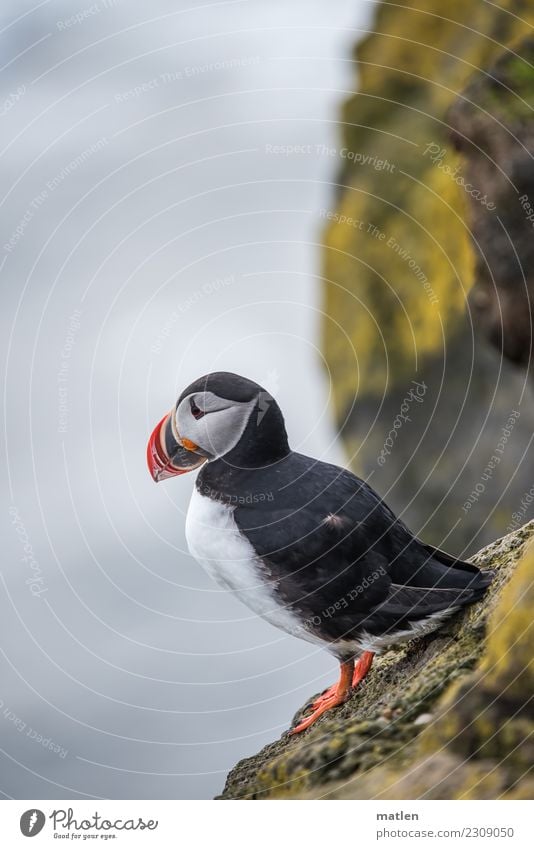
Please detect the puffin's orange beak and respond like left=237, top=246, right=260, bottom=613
left=147, top=412, right=206, bottom=482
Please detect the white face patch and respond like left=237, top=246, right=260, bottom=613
left=175, top=391, right=257, bottom=460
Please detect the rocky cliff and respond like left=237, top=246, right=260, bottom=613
left=321, top=0, right=534, bottom=556
left=219, top=521, right=534, bottom=799
left=449, top=37, right=534, bottom=372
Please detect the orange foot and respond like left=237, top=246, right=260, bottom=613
left=291, top=651, right=375, bottom=734
left=291, top=660, right=353, bottom=734
left=352, top=649, right=374, bottom=687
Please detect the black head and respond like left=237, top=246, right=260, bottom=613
left=147, top=372, right=290, bottom=480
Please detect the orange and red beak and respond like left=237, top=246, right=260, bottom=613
left=147, top=412, right=206, bottom=482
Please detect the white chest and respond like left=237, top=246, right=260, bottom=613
left=185, top=487, right=322, bottom=644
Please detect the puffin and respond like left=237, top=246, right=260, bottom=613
left=147, top=372, right=493, bottom=733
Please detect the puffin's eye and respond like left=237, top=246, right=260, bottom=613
left=190, top=398, right=205, bottom=420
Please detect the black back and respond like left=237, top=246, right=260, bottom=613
left=192, top=372, right=492, bottom=658
left=198, top=451, right=492, bottom=657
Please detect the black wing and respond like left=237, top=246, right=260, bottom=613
left=234, top=453, right=492, bottom=645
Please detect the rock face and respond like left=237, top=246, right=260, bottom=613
left=320, top=0, right=534, bottom=556
left=449, top=37, right=534, bottom=372
left=218, top=521, right=534, bottom=799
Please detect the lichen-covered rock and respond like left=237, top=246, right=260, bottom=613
left=321, top=1, right=534, bottom=556
left=449, top=37, right=534, bottom=371
left=218, top=521, right=534, bottom=799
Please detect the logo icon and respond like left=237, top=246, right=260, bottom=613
left=256, top=369, right=280, bottom=425
left=20, top=809, right=45, bottom=837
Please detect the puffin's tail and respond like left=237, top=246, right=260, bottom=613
left=421, top=540, right=494, bottom=601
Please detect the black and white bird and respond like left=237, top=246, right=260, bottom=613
left=147, top=372, right=492, bottom=733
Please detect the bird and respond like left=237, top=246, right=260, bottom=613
left=147, top=371, right=493, bottom=734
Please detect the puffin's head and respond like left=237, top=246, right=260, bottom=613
left=147, top=371, right=289, bottom=482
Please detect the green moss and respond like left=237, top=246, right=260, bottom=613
left=507, top=55, right=534, bottom=89
left=462, top=41, right=534, bottom=121
left=319, top=1, right=534, bottom=558
left=218, top=523, right=534, bottom=799
left=483, top=544, right=534, bottom=697
left=323, top=6, right=534, bottom=413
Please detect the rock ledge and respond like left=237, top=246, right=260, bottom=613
left=218, top=521, right=534, bottom=799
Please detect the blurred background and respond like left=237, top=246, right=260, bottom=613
left=1, top=0, right=533, bottom=800
left=0, top=0, right=368, bottom=800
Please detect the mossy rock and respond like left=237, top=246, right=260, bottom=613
left=218, top=521, right=534, bottom=799
left=321, top=1, right=534, bottom=556
left=448, top=36, right=534, bottom=371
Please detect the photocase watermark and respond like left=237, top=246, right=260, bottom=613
left=3, top=189, right=47, bottom=254
left=317, top=143, right=396, bottom=172
left=3, top=140, right=108, bottom=254
left=151, top=274, right=235, bottom=355
left=257, top=390, right=275, bottom=426
left=422, top=143, right=496, bottom=211
left=255, top=368, right=280, bottom=426
left=265, top=143, right=315, bottom=156
left=462, top=410, right=520, bottom=513
left=367, top=223, right=438, bottom=305
left=58, top=309, right=82, bottom=434
left=47, top=138, right=108, bottom=192
left=318, top=211, right=437, bottom=304
left=198, top=482, right=274, bottom=505
left=0, top=698, right=68, bottom=759
left=0, top=84, right=26, bottom=118
left=319, top=207, right=365, bottom=230
left=377, top=381, right=428, bottom=466
left=303, top=565, right=387, bottom=628
left=114, top=56, right=260, bottom=103
left=55, top=0, right=122, bottom=30
left=266, top=144, right=395, bottom=172
left=20, top=806, right=159, bottom=838
left=9, top=506, right=47, bottom=597
left=518, top=193, right=534, bottom=230
left=20, top=809, right=45, bottom=837
left=506, top=483, right=534, bottom=533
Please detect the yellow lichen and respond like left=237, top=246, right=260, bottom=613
left=322, top=0, right=534, bottom=418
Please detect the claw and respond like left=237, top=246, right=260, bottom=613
left=309, top=683, right=338, bottom=712
left=290, top=659, right=353, bottom=734
left=291, top=690, right=350, bottom=734
left=290, top=651, right=375, bottom=734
